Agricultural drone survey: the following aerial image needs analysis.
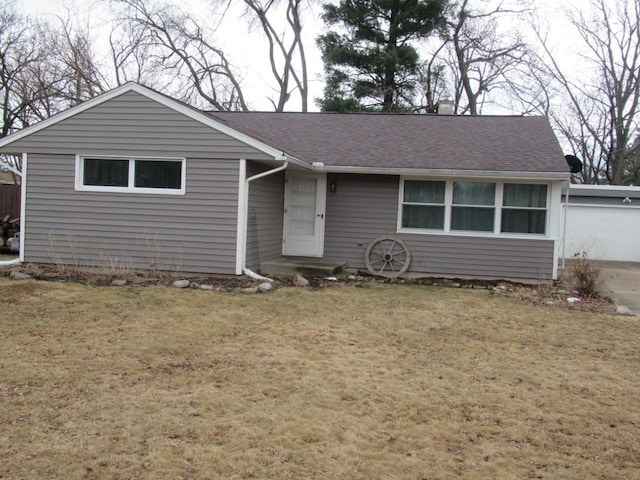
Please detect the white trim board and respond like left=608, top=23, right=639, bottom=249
left=19, top=153, right=27, bottom=262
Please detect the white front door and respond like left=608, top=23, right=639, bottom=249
left=282, top=172, right=326, bottom=257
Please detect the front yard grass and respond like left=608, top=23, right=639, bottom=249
left=1, top=278, right=639, bottom=479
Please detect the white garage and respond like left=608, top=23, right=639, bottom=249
left=561, top=184, right=640, bottom=263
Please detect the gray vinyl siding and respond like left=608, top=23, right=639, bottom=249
left=9, top=90, right=286, bottom=274
left=246, top=162, right=284, bottom=271
left=23, top=153, right=240, bottom=274
left=4, top=91, right=274, bottom=161
left=324, top=174, right=555, bottom=280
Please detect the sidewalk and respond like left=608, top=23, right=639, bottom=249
left=600, top=264, right=640, bottom=316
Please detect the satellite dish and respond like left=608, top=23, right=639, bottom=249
left=565, top=154, right=583, bottom=174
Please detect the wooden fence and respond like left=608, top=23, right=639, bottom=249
left=0, top=184, right=21, bottom=218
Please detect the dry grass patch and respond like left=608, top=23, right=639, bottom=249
left=1, top=279, right=639, bottom=480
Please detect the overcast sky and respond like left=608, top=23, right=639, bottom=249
left=16, top=0, right=325, bottom=110
left=15, top=0, right=604, bottom=112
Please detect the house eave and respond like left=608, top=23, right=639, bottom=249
left=315, top=165, right=570, bottom=180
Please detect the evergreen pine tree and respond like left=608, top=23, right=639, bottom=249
left=317, top=0, right=448, bottom=112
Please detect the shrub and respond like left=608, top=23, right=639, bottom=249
left=570, top=252, right=604, bottom=298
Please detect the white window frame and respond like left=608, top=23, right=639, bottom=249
left=450, top=180, right=497, bottom=233
left=500, top=182, right=548, bottom=235
left=400, top=179, right=447, bottom=231
left=75, top=155, right=186, bottom=195
left=398, top=177, right=550, bottom=238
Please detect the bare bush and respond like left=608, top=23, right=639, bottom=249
left=569, top=252, right=605, bottom=298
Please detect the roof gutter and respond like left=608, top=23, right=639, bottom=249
left=311, top=164, right=570, bottom=180
left=279, top=153, right=308, bottom=169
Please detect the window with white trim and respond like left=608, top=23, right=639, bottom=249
left=451, top=181, right=495, bottom=232
left=399, top=179, right=548, bottom=236
left=401, top=180, right=445, bottom=229
left=501, top=183, right=547, bottom=234
left=77, top=156, right=186, bottom=194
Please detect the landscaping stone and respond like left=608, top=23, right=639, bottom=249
left=615, top=305, right=635, bottom=316
left=293, top=273, right=309, bottom=287
left=258, top=282, right=274, bottom=293
left=241, top=287, right=259, bottom=294
left=199, top=284, right=213, bottom=290
left=111, top=279, right=127, bottom=286
left=172, top=279, right=190, bottom=289
left=10, top=271, right=32, bottom=280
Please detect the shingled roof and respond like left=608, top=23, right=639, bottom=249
left=210, top=111, right=568, bottom=175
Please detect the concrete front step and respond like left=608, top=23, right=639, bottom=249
left=260, top=258, right=347, bottom=276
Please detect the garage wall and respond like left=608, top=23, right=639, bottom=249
left=561, top=185, right=640, bottom=263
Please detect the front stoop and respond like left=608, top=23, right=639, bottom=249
left=260, top=258, right=347, bottom=276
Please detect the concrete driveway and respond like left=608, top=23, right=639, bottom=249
left=600, top=264, right=640, bottom=316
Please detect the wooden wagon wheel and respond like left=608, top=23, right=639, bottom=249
left=364, top=236, right=411, bottom=278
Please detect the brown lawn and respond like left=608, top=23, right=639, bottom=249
left=1, top=278, right=639, bottom=479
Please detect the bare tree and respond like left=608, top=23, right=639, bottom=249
left=0, top=2, right=32, bottom=179
left=113, top=0, right=248, bottom=111
left=113, top=0, right=311, bottom=111
left=415, top=41, right=449, bottom=113
left=536, top=0, right=640, bottom=185
left=239, top=0, right=309, bottom=111
left=0, top=1, right=51, bottom=136
left=448, top=0, right=531, bottom=115
left=109, top=20, right=156, bottom=86
left=1, top=1, right=115, bottom=178
left=420, top=0, right=533, bottom=115
left=0, top=2, right=41, bottom=179
left=1, top=1, right=123, bottom=134
left=624, top=133, right=640, bottom=185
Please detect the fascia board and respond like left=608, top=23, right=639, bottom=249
left=317, top=165, right=570, bottom=181
left=567, top=184, right=640, bottom=196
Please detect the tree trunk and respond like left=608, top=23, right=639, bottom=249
left=383, top=0, right=401, bottom=111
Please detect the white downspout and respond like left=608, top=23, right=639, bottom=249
left=240, top=161, right=288, bottom=281
left=561, top=182, right=570, bottom=271
left=247, top=161, right=288, bottom=184
left=0, top=259, right=20, bottom=266
left=19, top=152, right=26, bottom=262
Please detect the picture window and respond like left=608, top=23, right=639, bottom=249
left=77, top=156, right=185, bottom=195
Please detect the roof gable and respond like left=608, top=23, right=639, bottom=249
left=0, top=83, right=288, bottom=161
